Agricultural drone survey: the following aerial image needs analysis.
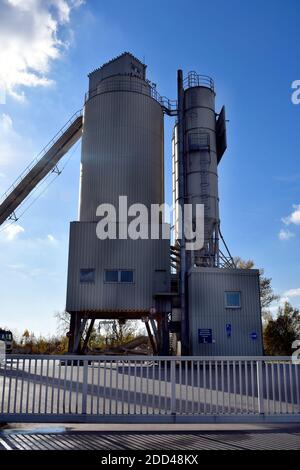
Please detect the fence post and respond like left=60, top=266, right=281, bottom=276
left=256, top=360, right=264, bottom=414
left=82, top=359, right=88, bottom=415
left=170, top=360, right=176, bottom=415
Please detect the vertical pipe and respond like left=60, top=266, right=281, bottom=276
left=177, top=70, right=189, bottom=355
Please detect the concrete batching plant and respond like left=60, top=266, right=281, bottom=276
left=0, top=52, right=263, bottom=356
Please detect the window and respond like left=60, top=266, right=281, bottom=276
left=80, top=268, right=95, bottom=283
left=104, top=270, right=134, bottom=283
left=225, top=291, right=241, bottom=308
left=105, top=270, right=119, bottom=283
left=120, top=270, right=134, bottom=283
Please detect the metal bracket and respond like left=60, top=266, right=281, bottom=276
left=8, top=211, right=18, bottom=222
left=52, top=165, right=62, bottom=175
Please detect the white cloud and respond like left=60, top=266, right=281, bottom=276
left=278, top=228, right=295, bottom=241
left=0, top=113, right=13, bottom=132
left=0, top=0, right=83, bottom=101
left=283, top=288, right=300, bottom=298
left=2, top=223, right=25, bottom=240
left=0, top=113, right=34, bottom=171
left=282, top=204, right=300, bottom=226
left=7, top=263, right=59, bottom=279
left=47, top=234, right=58, bottom=244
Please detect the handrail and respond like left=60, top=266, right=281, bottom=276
left=85, top=76, right=178, bottom=113
left=183, top=71, right=214, bottom=92
left=3, top=354, right=295, bottom=361
left=0, top=109, right=83, bottom=205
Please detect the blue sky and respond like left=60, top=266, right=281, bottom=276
left=0, top=0, right=299, bottom=336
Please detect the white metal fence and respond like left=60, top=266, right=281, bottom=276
left=0, top=355, right=299, bottom=423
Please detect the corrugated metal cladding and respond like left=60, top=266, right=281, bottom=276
left=88, top=53, right=146, bottom=90
left=66, top=222, right=170, bottom=313
left=79, top=87, right=164, bottom=222
left=188, top=268, right=264, bottom=356
left=183, top=86, right=219, bottom=266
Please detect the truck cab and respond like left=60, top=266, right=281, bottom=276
left=0, top=329, right=13, bottom=354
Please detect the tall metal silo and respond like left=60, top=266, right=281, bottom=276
left=79, top=53, right=164, bottom=221
left=172, top=70, right=230, bottom=354
left=172, top=70, right=262, bottom=357
left=66, top=53, right=171, bottom=354
left=173, top=72, right=222, bottom=268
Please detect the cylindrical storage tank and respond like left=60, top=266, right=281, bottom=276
left=184, top=82, right=219, bottom=266
left=79, top=74, right=164, bottom=222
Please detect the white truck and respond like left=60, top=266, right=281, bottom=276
left=0, top=329, right=13, bottom=354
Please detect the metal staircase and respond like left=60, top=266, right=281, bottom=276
left=0, top=110, right=83, bottom=226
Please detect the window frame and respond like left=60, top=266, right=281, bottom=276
left=120, top=270, right=134, bottom=284
left=104, top=269, right=134, bottom=284
left=79, top=268, right=96, bottom=284
left=225, top=291, right=241, bottom=309
left=104, top=269, right=119, bottom=283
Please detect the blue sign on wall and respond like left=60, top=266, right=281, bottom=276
left=198, top=329, right=212, bottom=344
left=251, top=331, right=258, bottom=340
left=226, top=323, right=232, bottom=337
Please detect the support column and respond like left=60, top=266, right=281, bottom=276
left=177, top=69, right=189, bottom=355
left=68, top=312, right=82, bottom=353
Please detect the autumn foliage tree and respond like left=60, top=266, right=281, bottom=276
left=233, top=257, right=279, bottom=321
left=264, top=302, right=300, bottom=355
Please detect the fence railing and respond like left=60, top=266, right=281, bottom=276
left=85, top=77, right=178, bottom=115
left=183, top=71, right=215, bottom=91
left=0, top=356, right=299, bottom=423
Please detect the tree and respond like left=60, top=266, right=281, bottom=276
left=54, top=311, right=140, bottom=351
left=54, top=310, right=70, bottom=336
left=264, top=302, right=300, bottom=355
left=22, top=329, right=30, bottom=345
left=233, top=257, right=279, bottom=321
left=101, top=320, right=137, bottom=347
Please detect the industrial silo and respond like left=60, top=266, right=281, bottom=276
left=173, top=70, right=263, bottom=356
left=66, top=53, right=171, bottom=354
left=79, top=53, right=164, bottom=221
left=172, top=73, right=220, bottom=268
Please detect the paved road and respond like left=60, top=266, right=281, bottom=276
left=0, top=424, right=300, bottom=450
